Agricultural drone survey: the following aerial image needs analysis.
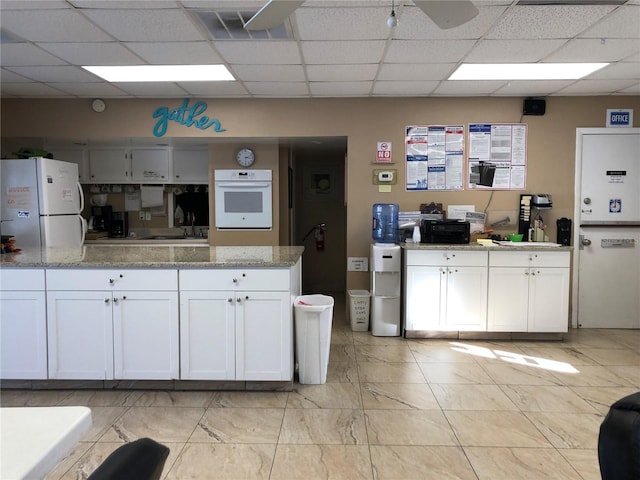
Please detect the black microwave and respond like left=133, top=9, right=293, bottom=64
left=421, top=220, right=470, bottom=244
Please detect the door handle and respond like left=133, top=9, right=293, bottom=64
left=582, top=238, right=592, bottom=246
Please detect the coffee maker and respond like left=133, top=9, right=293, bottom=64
left=91, top=205, right=112, bottom=232
left=110, top=211, right=128, bottom=238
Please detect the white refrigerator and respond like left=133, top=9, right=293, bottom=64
left=1, top=157, right=86, bottom=248
left=574, top=128, right=640, bottom=329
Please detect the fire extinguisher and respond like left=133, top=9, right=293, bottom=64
left=303, top=223, right=326, bottom=252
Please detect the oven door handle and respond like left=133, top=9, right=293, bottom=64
left=215, top=182, right=271, bottom=188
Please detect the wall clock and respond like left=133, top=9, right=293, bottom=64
left=91, top=98, right=106, bottom=113
left=236, top=147, right=255, bottom=167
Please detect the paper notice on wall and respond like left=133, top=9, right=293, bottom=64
left=141, top=186, right=164, bottom=208
left=125, top=188, right=141, bottom=211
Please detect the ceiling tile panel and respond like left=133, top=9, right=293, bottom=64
left=580, top=5, right=640, bottom=39
left=50, top=82, right=130, bottom=97
left=71, top=1, right=180, bottom=8
left=294, top=7, right=390, bottom=41
left=0, top=9, right=113, bottom=42
left=0, top=43, right=67, bottom=67
left=377, top=63, right=455, bottom=81
left=81, top=9, right=204, bottom=42
left=231, top=64, right=306, bottom=82
left=1, top=69, right=33, bottom=83
left=492, top=80, right=575, bottom=96
left=465, top=39, right=567, bottom=63
left=394, top=5, right=507, bottom=40
left=556, top=78, right=637, bottom=94
left=1, top=1, right=69, bottom=10
left=310, top=81, right=372, bottom=96
left=125, top=42, right=224, bottom=64
left=215, top=41, right=301, bottom=64
left=111, top=82, right=190, bottom=96
left=37, top=42, right=143, bottom=65
left=372, top=80, right=439, bottom=96
left=433, top=80, right=506, bottom=95
left=245, top=82, right=309, bottom=96
left=178, top=81, right=250, bottom=96
left=544, top=38, right=640, bottom=62
left=302, top=40, right=386, bottom=64
left=306, top=64, right=378, bottom=82
left=384, top=39, right=476, bottom=63
left=0, top=83, right=69, bottom=96
left=486, top=5, right=616, bottom=40
left=588, top=62, right=640, bottom=80
left=6, top=66, right=101, bottom=83
left=618, top=82, right=640, bottom=94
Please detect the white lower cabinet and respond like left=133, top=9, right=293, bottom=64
left=46, top=269, right=179, bottom=380
left=0, top=269, right=48, bottom=379
left=487, top=251, right=570, bottom=332
left=179, top=269, right=293, bottom=381
left=405, top=250, right=488, bottom=331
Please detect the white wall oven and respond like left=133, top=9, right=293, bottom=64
left=214, top=169, right=272, bottom=229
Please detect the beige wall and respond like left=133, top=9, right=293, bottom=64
left=2, top=96, right=639, bottom=290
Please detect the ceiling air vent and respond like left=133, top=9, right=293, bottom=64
left=190, top=11, right=291, bottom=40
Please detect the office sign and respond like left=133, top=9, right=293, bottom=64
left=606, top=109, right=633, bottom=128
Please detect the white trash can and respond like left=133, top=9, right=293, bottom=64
left=348, top=290, right=370, bottom=332
left=294, top=294, right=334, bottom=384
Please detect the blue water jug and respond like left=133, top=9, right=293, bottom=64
left=372, top=203, right=399, bottom=243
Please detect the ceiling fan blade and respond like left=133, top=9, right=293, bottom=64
left=413, top=0, right=479, bottom=29
left=244, top=0, right=305, bottom=30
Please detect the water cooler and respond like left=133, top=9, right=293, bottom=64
left=370, top=244, right=401, bottom=336
left=370, top=203, right=401, bottom=336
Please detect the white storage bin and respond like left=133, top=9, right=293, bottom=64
left=371, top=296, right=401, bottom=336
left=348, top=290, right=370, bottom=332
left=294, top=294, right=334, bottom=384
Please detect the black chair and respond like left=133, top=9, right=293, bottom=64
left=598, top=391, right=640, bottom=480
left=88, top=438, right=170, bottom=480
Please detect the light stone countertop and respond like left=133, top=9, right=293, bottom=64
left=0, top=245, right=305, bottom=268
left=402, top=241, right=573, bottom=252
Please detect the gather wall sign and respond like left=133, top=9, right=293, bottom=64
left=152, top=98, right=226, bottom=137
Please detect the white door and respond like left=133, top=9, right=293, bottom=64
left=574, top=128, right=640, bottom=329
left=577, top=227, right=640, bottom=329
left=445, top=266, right=487, bottom=330
left=36, top=158, right=81, bottom=214
left=40, top=214, right=85, bottom=247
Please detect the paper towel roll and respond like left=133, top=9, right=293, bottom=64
left=141, top=186, right=164, bottom=208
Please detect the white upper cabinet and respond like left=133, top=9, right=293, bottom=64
left=130, top=148, right=170, bottom=183
left=48, top=148, right=88, bottom=183
left=88, top=148, right=130, bottom=183
left=172, top=148, right=209, bottom=183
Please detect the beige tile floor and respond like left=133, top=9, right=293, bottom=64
left=1, top=295, right=639, bottom=480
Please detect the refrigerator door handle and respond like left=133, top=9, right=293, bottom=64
left=77, top=181, right=85, bottom=214
left=79, top=214, right=87, bottom=244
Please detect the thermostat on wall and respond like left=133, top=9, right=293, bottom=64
left=373, top=169, right=397, bottom=185
left=378, top=171, right=394, bottom=182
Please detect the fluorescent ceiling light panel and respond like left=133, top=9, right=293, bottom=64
left=449, top=63, right=609, bottom=80
left=82, top=65, right=234, bottom=82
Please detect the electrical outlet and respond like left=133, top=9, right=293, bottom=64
left=138, top=211, right=145, bottom=221
left=145, top=211, right=152, bottom=221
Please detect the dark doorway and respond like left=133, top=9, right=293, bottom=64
left=291, top=137, right=347, bottom=295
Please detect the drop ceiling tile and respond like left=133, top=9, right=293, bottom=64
left=588, top=62, right=640, bottom=80
left=295, top=7, right=389, bottom=41
left=302, top=40, right=386, bottom=64
left=6, top=66, right=100, bottom=83
left=310, top=81, right=372, bottom=96
left=377, top=63, right=455, bottom=81
left=231, top=64, right=305, bottom=82
left=125, top=42, right=224, bottom=64
left=580, top=5, right=640, bottom=39
left=491, top=80, right=574, bottom=96
left=215, top=41, right=301, bottom=64
left=617, top=82, right=640, bottom=94
left=433, top=80, right=506, bottom=95
left=81, top=9, right=204, bottom=42
left=1, top=1, right=68, bottom=10
left=544, top=38, right=640, bottom=63
left=1, top=69, right=33, bottom=83
left=51, top=82, right=130, bottom=97
left=486, top=5, right=615, bottom=40
left=245, top=82, right=309, bottom=96
left=0, top=83, right=69, bottom=96
left=393, top=5, right=506, bottom=40
left=37, top=42, right=143, bottom=65
left=111, top=82, right=190, bottom=96
left=179, top=81, right=250, bottom=96
left=0, top=43, right=67, bottom=67
left=306, top=64, right=378, bottom=82
left=372, top=80, right=439, bottom=96
left=0, top=10, right=112, bottom=42
left=384, top=39, right=476, bottom=63
left=556, top=79, right=637, bottom=94
left=465, top=39, right=567, bottom=63
left=625, top=52, right=640, bottom=62
left=71, top=1, right=178, bottom=8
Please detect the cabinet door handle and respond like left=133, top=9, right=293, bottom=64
left=525, top=271, right=530, bottom=275
left=228, top=298, right=233, bottom=303
left=121, top=295, right=127, bottom=300
left=237, top=297, right=242, bottom=303
left=113, top=298, right=118, bottom=304
left=104, top=298, right=110, bottom=304
left=109, top=278, right=115, bottom=284
left=232, top=278, right=238, bottom=283
left=245, top=295, right=249, bottom=300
